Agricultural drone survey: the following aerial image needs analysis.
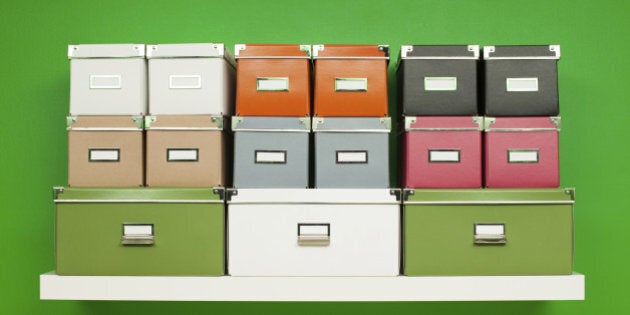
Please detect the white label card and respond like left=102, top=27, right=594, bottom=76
left=506, top=78, right=539, bottom=92
left=167, top=149, right=199, bottom=162
left=89, top=149, right=119, bottom=162
left=90, top=75, right=122, bottom=89
left=169, top=75, right=201, bottom=89
left=508, top=150, right=539, bottom=163
left=255, top=151, right=287, bottom=164
left=335, top=78, right=368, bottom=91
left=475, top=224, right=505, bottom=236
left=424, top=77, right=457, bottom=91
left=298, top=224, right=329, bottom=236
left=257, top=77, right=289, bottom=91
left=123, top=224, right=153, bottom=236
left=429, top=150, right=460, bottom=163
left=336, top=151, right=368, bottom=163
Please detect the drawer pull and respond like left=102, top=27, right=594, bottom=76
left=474, top=223, right=506, bottom=245
left=297, top=223, right=330, bottom=246
left=121, top=224, right=154, bottom=245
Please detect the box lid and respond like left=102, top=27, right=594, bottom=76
left=234, top=44, right=311, bottom=59
left=483, top=45, right=560, bottom=60
left=53, top=187, right=224, bottom=202
left=227, top=188, right=400, bottom=204
left=146, top=43, right=235, bottom=66
left=400, top=45, right=479, bottom=59
left=313, top=44, right=389, bottom=60
left=145, top=115, right=223, bottom=130
left=404, top=188, right=574, bottom=204
left=484, top=116, right=561, bottom=131
left=232, top=116, right=310, bottom=132
left=405, top=116, right=483, bottom=131
left=68, top=44, right=145, bottom=59
left=66, top=115, right=144, bottom=131
left=312, top=117, right=391, bottom=132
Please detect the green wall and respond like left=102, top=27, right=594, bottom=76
left=1, top=0, right=628, bottom=313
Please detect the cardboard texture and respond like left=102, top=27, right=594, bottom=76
left=67, top=116, right=144, bottom=187
left=145, top=115, right=225, bottom=187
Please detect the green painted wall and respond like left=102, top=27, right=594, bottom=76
left=0, top=0, right=628, bottom=313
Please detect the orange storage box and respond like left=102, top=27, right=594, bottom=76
left=235, top=44, right=311, bottom=116
left=313, top=44, right=389, bottom=117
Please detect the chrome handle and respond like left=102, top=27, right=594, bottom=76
left=298, top=223, right=330, bottom=246
left=121, top=224, right=154, bottom=246
left=474, top=223, right=506, bottom=245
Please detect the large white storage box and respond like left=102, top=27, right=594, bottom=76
left=146, top=43, right=235, bottom=115
left=228, top=189, right=400, bottom=276
left=68, top=44, right=147, bottom=115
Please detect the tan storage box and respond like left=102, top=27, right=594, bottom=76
left=145, top=115, right=225, bottom=187
left=67, top=116, right=144, bottom=187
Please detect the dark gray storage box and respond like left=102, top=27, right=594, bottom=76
left=232, top=116, right=310, bottom=188
left=483, top=45, right=561, bottom=116
left=313, top=117, right=391, bottom=188
left=397, top=45, right=479, bottom=116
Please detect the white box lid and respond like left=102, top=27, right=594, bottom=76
left=68, top=44, right=145, bottom=59
left=228, top=189, right=400, bottom=204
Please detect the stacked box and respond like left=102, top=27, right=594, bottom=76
left=483, top=45, right=561, bottom=187
left=232, top=116, right=310, bottom=188
left=397, top=45, right=481, bottom=188
left=228, top=189, right=400, bottom=276
left=54, top=187, right=225, bottom=276
left=402, top=116, right=483, bottom=188
left=233, top=44, right=312, bottom=187
left=144, top=115, right=226, bottom=187
left=67, top=44, right=147, bottom=187
left=235, top=44, right=311, bottom=116
left=312, top=44, right=391, bottom=188
left=484, top=116, right=560, bottom=188
left=312, top=117, right=391, bottom=188
left=403, top=189, right=574, bottom=276
left=146, top=43, right=235, bottom=187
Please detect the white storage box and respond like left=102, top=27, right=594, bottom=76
left=68, top=44, right=147, bottom=115
left=228, top=189, right=400, bottom=276
left=146, top=43, right=235, bottom=115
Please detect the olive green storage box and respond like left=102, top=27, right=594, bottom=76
left=403, top=188, right=574, bottom=276
left=54, top=187, right=225, bottom=276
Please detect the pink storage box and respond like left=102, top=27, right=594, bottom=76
left=484, top=116, right=560, bottom=188
left=403, top=116, right=483, bottom=188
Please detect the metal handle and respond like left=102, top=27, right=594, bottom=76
left=474, top=223, right=506, bottom=245
left=121, top=224, right=154, bottom=246
left=474, top=234, right=507, bottom=244
left=298, top=223, right=330, bottom=246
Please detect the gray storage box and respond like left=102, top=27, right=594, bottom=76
left=146, top=43, right=235, bottom=115
left=232, top=117, right=310, bottom=188
left=397, top=45, right=479, bottom=116
left=313, top=117, right=391, bottom=188
left=484, top=45, right=560, bottom=116
left=68, top=44, right=147, bottom=115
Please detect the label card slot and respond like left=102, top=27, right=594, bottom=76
left=89, top=149, right=120, bottom=162
left=428, top=149, right=461, bottom=163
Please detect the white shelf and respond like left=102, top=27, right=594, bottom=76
left=40, top=272, right=584, bottom=301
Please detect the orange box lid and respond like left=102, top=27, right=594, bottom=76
left=312, top=44, right=389, bottom=59
left=235, top=44, right=311, bottom=58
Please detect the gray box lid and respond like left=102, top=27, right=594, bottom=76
left=400, top=45, right=479, bottom=59
left=232, top=116, right=310, bottom=132
left=68, top=44, right=145, bottom=59
left=312, top=117, right=391, bottom=132
left=483, top=45, right=560, bottom=60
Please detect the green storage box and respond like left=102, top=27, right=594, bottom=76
left=54, top=187, right=225, bottom=276
left=403, top=188, right=574, bottom=276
